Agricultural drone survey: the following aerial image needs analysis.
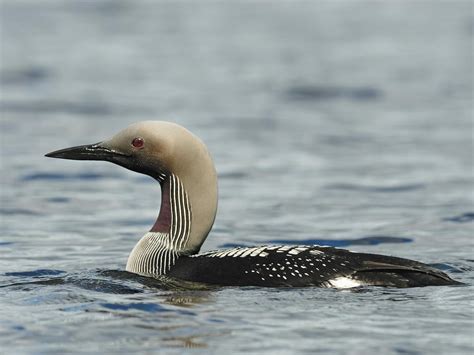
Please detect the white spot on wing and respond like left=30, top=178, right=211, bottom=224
left=288, top=249, right=301, bottom=255
left=277, top=246, right=292, bottom=253
left=328, top=277, right=361, bottom=289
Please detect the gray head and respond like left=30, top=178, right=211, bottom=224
left=46, top=121, right=218, bottom=254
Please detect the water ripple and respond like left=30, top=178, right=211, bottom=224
left=0, top=208, right=42, bottom=216
left=325, top=183, right=425, bottom=193
left=21, top=172, right=119, bottom=181
left=5, top=269, right=65, bottom=277
left=0, top=66, right=51, bottom=85
left=1, top=100, right=111, bottom=115
left=286, top=85, right=382, bottom=101
left=100, top=302, right=195, bottom=316
left=443, top=212, right=474, bottom=223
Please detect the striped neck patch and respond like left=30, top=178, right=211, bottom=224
left=127, top=173, right=192, bottom=276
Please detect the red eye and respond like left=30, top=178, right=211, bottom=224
left=131, top=137, right=144, bottom=148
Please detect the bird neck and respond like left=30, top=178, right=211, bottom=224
left=125, top=174, right=192, bottom=276
left=151, top=173, right=192, bottom=252
left=126, top=169, right=217, bottom=276
left=125, top=231, right=179, bottom=276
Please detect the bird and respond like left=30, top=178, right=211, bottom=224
left=45, top=121, right=461, bottom=288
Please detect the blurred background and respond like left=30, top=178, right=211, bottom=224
left=1, top=1, right=473, bottom=353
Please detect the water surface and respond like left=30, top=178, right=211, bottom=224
left=1, top=1, right=473, bottom=354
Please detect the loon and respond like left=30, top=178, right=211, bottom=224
left=46, top=121, right=460, bottom=288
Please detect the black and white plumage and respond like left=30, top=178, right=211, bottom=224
left=46, top=121, right=461, bottom=288
left=169, top=245, right=457, bottom=288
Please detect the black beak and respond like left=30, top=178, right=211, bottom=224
left=45, top=143, right=128, bottom=162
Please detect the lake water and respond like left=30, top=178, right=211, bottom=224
left=1, top=1, right=473, bottom=353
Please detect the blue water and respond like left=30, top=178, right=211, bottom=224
left=1, top=1, right=473, bottom=353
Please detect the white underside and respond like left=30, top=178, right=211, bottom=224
left=328, top=277, right=361, bottom=289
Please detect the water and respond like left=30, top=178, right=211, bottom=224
left=1, top=1, right=473, bottom=353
